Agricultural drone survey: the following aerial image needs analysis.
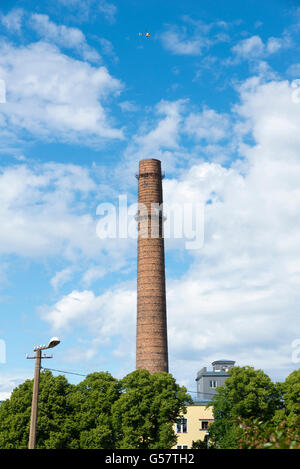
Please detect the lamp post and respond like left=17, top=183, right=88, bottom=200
left=26, top=337, right=60, bottom=449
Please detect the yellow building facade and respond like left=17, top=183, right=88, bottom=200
left=173, top=404, right=214, bottom=449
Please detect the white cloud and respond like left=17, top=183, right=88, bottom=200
left=232, top=35, right=265, bottom=59
left=44, top=290, right=98, bottom=330
left=166, top=78, right=300, bottom=384
left=287, top=63, right=300, bottom=76
left=160, top=17, right=230, bottom=56
left=0, top=162, right=98, bottom=258
left=29, top=14, right=100, bottom=63
left=39, top=76, right=300, bottom=389
left=115, top=99, right=189, bottom=184
left=133, top=99, right=187, bottom=153
left=119, top=101, right=139, bottom=112
left=41, top=285, right=136, bottom=375
left=81, top=266, right=106, bottom=287
left=160, top=28, right=206, bottom=56
left=51, top=267, right=74, bottom=291
left=98, top=37, right=118, bottom=62
left=266, top=35, right=291, bottom=54
left=0, top=372, right=30, bottom=400
left=232, top=34, right=291, bottom=62
left=184, top=108, right=231, bottom=142
left=0, top=40, right=123, bottom=145
left=235, top=77, right=300, bottom=154
left=42, top=287, right=136, bottom=345
left=0, top=8, right=24, bottom=32
left=0, top=160, right=137, bottom=305
left=98, top=0, right=117, bottom=24
left=63, top=345, right=99, bottom=363
left=116, top=98, right=236, bottom=189
left=57, top=0, right=117, bottom=24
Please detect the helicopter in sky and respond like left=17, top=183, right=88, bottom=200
left=138, top=32, right=151, bottom=38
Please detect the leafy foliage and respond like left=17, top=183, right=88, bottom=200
left=191, top=437, right=213, bottom=449
left=238, top=417, right=300, bottom=449
left=0, top=371, right=75, bottom=449
left=69, top=371, right=121, bottom=449
left=208, top=366, right=300, bottom=449
left=281, top=369, right=300, bottom=425
left=111, top=369, right=192, bottom=449
left=0, top=369, right=190, bottom=449
left=208, top=366, right=282, bottom=449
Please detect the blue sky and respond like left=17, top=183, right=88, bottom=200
left=1, top=0, right=300, bottom=398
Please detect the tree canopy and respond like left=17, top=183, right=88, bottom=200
left=111, top=369, right=192, bottom=449
left=0, top=369, right=191, bottom=449
left=208, top=366, right=300, bottom=449
left=0, top=370, right=74, bottom=449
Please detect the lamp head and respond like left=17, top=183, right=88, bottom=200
left=47, top=337, right=60, bottom=349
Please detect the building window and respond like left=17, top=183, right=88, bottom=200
left=201, top=421, right=209, bottom=430
left=176, top=417, right=187, bottom=433
left=209, top=380, right=217, bottom=388
left=177, top=445, right=188, bottom=449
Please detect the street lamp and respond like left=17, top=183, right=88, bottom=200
left=47, top=337, right=61, bottom=349
left=27, top=337, right=60, bottom=449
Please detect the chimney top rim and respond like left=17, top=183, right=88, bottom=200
left=139, top=158, right=161, bottom=164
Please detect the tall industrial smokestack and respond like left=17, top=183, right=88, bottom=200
left=136, top=158, right=169, bottom=373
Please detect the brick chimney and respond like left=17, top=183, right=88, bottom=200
left=136, top=159, right=169, bottom=373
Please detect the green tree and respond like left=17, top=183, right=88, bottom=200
left=0, top=370, right=75, bottom=449
left=281, top=369, right=300, bottom=426
left=236, top=369, right=300, bottom=449
left=238, top=417, right=300, bottom=449
left=191, top=435, right=214, bottom=449
left=69, top=371, right=121, bottom=449
left=208, top=366, right=281, bottom=449
left=0, top=369, right=191, bottom=449
left=111, top=369, right=192, bottom=449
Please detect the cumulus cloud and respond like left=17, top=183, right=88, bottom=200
left=0, top=161, right=136, bottom=309
left=40, top=285, right=136, bottom=374
left=81, top=266, right=106, bottom=287
left=29, top=14, right=100, bottom=63
left=232, top=34, right=291, bottom=61
left=160, top=17, right=230, bottom=56
left=160, top=28, right=207, bottom=56
left=115, top=99, right=190, bottom=183
left=51, top=267, right=75, bottom=291
left=232, top=35, right=265, bottom=59
left=184, top=108, right=231, bottom=142
left=0, top=8, right=24, bottom=32
left=0, top=162, right=98, bottom=258
left=0, top=40, right=123, bottom=146
left=134, top=99, right=187, bottom=153
left=235, top=77, right=300, bottom=154
left=98, top=0, right=117, bottom=24
left=41, top=76, right=300, bottom=388
left=57, top=0, right=117, bottom=24
left=119, top=101, right=139, bottom=113
left=287, top=63, right=300, bottom=76
left=42, top=287, right=136, bottom=345
left=166, top=78, right=300, bottom=383
left=0, top=373, right=31, bottom=401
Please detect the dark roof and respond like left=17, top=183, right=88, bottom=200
left=212, top=360, right=235, bottom=365
left=196, top=371, right=230, bottom=381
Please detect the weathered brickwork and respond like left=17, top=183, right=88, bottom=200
left=136, top=159, right=169, bottom=373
